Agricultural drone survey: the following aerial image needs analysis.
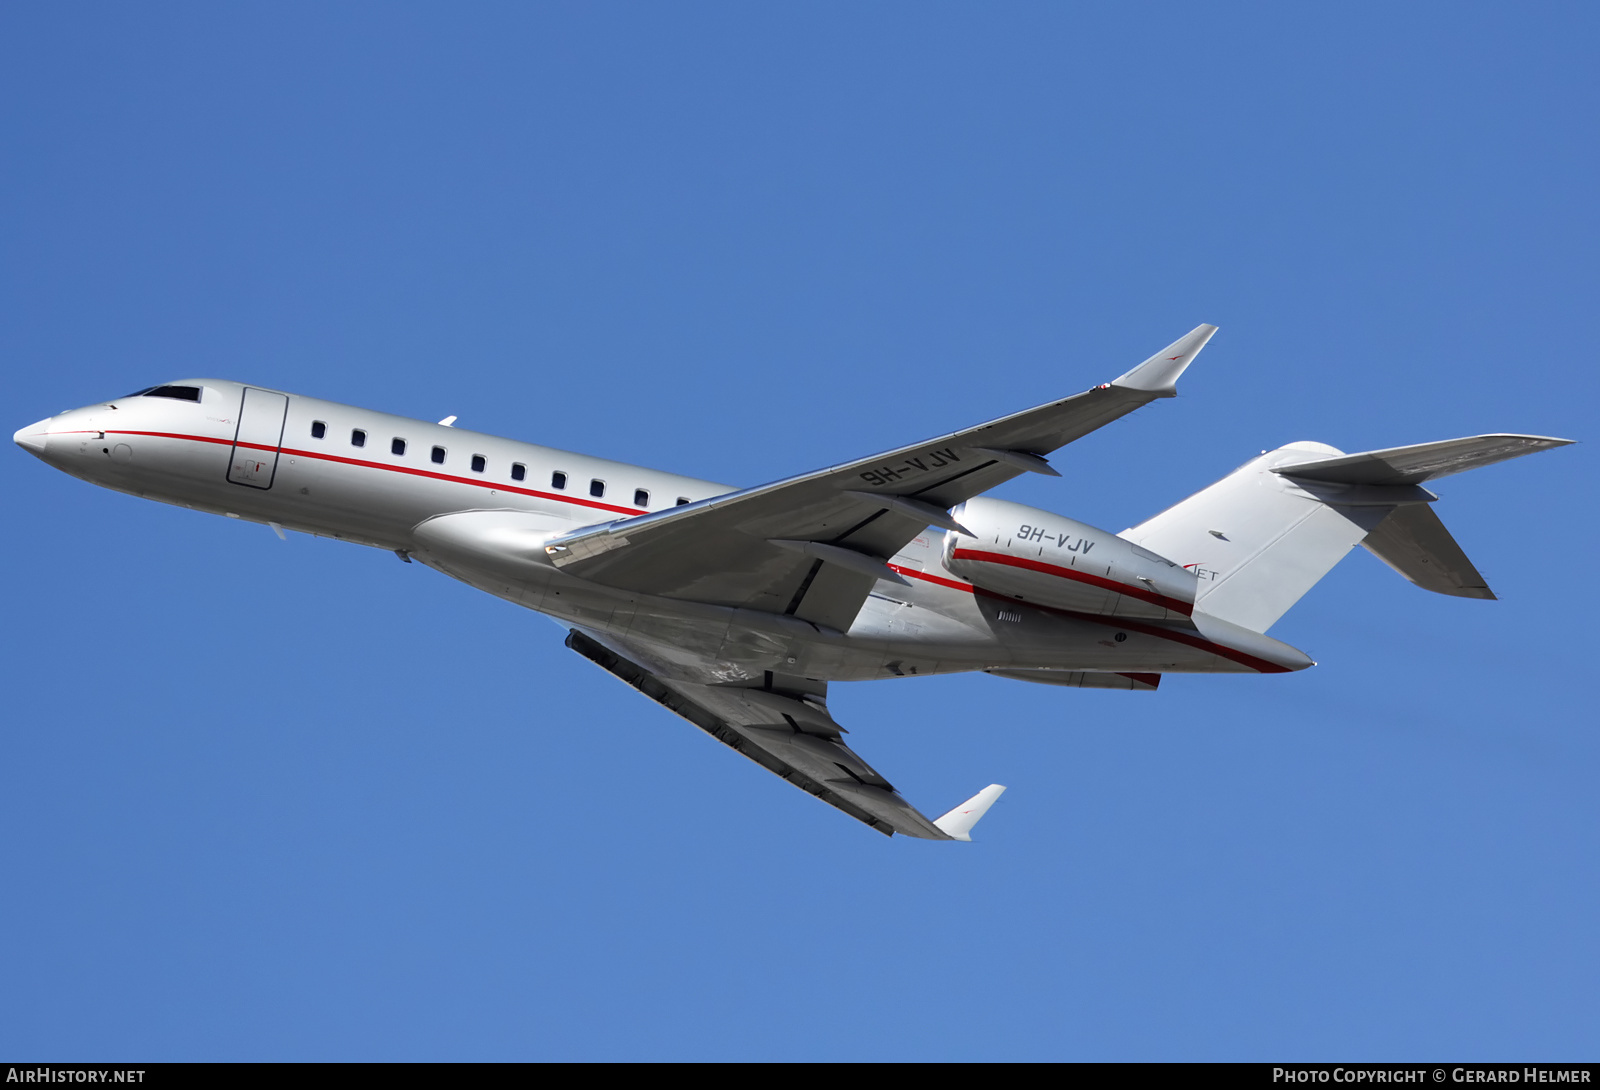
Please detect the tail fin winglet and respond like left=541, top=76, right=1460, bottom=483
left=934, top=784, right=1007, bottom=842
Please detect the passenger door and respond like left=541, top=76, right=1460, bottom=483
left=227, top=388, right=289, bottom=489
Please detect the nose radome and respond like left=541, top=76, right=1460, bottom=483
left=14, top=419, right=51, bottom=456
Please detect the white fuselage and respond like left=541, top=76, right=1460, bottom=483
left=16, top=380, right=1304, bottom=685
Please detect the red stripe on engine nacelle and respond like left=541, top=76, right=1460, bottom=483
left=886, top=563, right=1288, bottom=674
left=949, top=546, right=1194, bottom=616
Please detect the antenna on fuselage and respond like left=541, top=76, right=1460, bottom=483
left=438, top=415, right=457, bottom=427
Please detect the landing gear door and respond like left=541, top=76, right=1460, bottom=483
left=228, top=388, right=289, bottom=489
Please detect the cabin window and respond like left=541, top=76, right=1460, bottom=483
left=510, top=463, right=526, bottom=482
left=551, top=471, right=567, bottom=490
left=633, top=488, right=649, bottom=507
left=141, top=385, right=202, bottom=402
left=590, top=479, right=605, bottom=498
left=310, top=421, right=326, bottom=439
left=471, top=454, right=486, bottom=473
left=351, top=429, right=367, bottom=448
left=676, top=497, right=690, bottom=506
left=391, top=438, right=406, bottom=456
left=431, top=446, right=446, bottom=465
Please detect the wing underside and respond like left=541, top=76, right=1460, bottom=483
left=566, top=629, right=953, bottom=839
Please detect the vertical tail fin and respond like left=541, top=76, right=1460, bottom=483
left=1120, top=435, right=1570, bottom=634
left=1122, top=443, right=1390, bottom=633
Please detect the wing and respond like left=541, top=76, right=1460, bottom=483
left=546, top=324, right=1218, bottom=631
left=568, top=629, right=972, bottom=839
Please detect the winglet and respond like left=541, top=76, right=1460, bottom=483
left=1111, top=324, right=1218, bottom=397
left=933, top=784, right=1007, bottom=842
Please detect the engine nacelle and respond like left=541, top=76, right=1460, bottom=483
left=943, top=497, right=1197, bottom=621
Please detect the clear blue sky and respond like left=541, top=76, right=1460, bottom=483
left=3, top=2, right=1596, bottom=1061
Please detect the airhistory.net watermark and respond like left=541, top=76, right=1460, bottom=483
left=5, top=1071, right=145, bottom=1084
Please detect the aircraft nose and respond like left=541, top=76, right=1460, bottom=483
left=14, top=419, right=51, bottom=457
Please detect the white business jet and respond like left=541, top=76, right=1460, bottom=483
left=13, top=326, right=1570, bottom=840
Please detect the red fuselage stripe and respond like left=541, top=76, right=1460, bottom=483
left=102, top=429, right=648, bottom=517
left=949, top=546, right=1194, bottom=616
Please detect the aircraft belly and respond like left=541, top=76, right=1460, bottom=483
left=544, top=585, right=1228, bottom=683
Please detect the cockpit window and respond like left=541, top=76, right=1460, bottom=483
left=139, top=385, right=202, bottom=402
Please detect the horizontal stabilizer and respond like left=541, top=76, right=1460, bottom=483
left=1361, top=504, right=1495, bottom=599
left=1275, top=434, right=1572, bottom=486
left=933, top=785, right=1007, bottom=842
left=986, top=668, right=1161, bottom=691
